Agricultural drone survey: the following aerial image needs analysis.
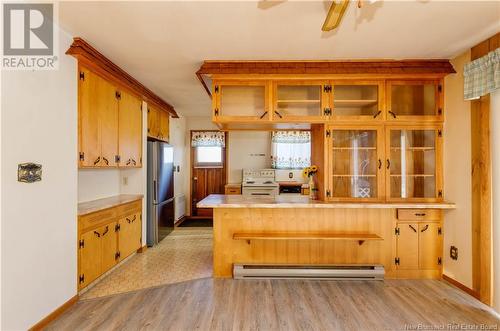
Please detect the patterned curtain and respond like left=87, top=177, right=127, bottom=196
left=191, top=131, right=225, bottom=147
left=271, top=131, right=311, bottom=169
left=464, top=48, right=500, bottom=100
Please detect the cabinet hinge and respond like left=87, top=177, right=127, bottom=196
left=115, top=224, right=121, bottom=232
left=438, top=190, right=443, bottom=198
left=79, top=239, right=84, bottom=248
left=326, top=130, right=331, bottom=138
left=79, top=152, right=85, bottom=161
left=214, top=108, right=219, bottom=116
left=214, top=85, right=219, bottom=93
left=79, top=274, right=85, bottom=284
left=323, top=108, right=331, bottom=116
left=438, top=257, right=442, bottom=265
left=115, top=155, right=121, bottom=163
left=395, top=227, right=400, bottom=235
left=438, top=85, right=442, bottom=93
left=438, top=108, right=442, bottom=116
left=438, top=227, right=442, bottom=235
left=79, top=71, right=85, bottom=81
left=395, top=257, right=400, bottom=265
left=115, top=251, right=121, bottom=260
left=438, top=129, right=442, bottom=137
left=323, top=85, right=332, bottom=93
left=326, top=190, right=331, bottom=197
left=115, top=91, right=121, bottom=100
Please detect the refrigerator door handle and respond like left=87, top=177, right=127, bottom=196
left=153, top=180, right=157, bottom=203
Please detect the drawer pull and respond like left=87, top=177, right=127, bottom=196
left=93, top=156, right=101, bottom=165
left=102, top=157, right=109, bottom=165
left=415, top=213, right=426, bottom=217
left=420, top=225, right=429, bottom=232
left=408, top=225, right=417, bottom=233
left=127, top=215, right=137, bottom=223
left=102, top=226, right=109, bottom=236
left=93, top=230, right=101, bottom=238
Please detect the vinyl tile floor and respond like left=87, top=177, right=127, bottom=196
left=80, top=227, right=213, bottom=300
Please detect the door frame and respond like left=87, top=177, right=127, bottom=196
left=189, top=130, right=228, bottom=217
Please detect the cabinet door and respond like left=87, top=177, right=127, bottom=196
left=419, top=222, right=441, bottom=270
left=328, top=127, right=384, bottom=200
left=147, top=105, right=160, bottom=139
left=159, top=110, right=169, bottom=142
left=119, top=213, right=141, bottom=260
left=332, top=81, right=384, bottom=121
left=79, top=67, right=102, bottom=167
left=396, top=223, right=419, bottom=270
left=386, top=126, right=443, bottom=201
left=100, top=223, right=117, bottom=273
left=98, top=75, right=119, bottom=167
left=387, top=80, right=443, bottom=121
left=79, top=229, right=102, bottom=288
left=213, top=81, right=269, bottom=121
left=274, top=81, right=330, bottom=121
left=119, top=90, right=142, bottom=167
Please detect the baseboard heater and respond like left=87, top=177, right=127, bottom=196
left=233, top=264, right=385, bottom=280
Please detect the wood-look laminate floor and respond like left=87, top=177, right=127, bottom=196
left=46, top=278, right=499, bottom=331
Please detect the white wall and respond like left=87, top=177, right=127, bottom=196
left=169, top=116, right=188, bottom=220
left=1, top=31, right=78, bottom=330
left=78, top=169, right=121, bottom=202
left=491, top=89, right=500, bottom=313
left=228, top=131, right=271, bottom=183
left=443, top=51, right=473, bottom=287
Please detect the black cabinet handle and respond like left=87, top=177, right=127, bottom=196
left=102, top=157, right=109, bottom=165
left=93, top=156, right=101, bottom=165
left=127, top=215, right=137, bottom=223
left=415, top=213, right=426, bottom=217
left=94, top=230, right=101, bottom=238
left=388, top=111, right=397, bottom=118
left=409, top=225, right=417, bottom=233
left=378, top=159, right=382, bottom=169
left=386, top=159, right=391, bottom=169
left=373, top=110, right=382, bottom=118
left=102, top=226, right=109, bottom=236
left=421, top=225, right=429, bottom=232
left=259, top=111, right=268, bottom=119
left=274, top=111, right=283, bottom=119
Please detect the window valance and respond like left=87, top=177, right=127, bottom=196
left=271, top=131, right=311, bottom=144
left=464, top=48, right=500, bottom=100
left=191, top=131, right=225, bottom=147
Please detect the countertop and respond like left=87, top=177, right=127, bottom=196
left=78, top=194, right=144, bottom=216
left=197, top=194, right=456, bottom=209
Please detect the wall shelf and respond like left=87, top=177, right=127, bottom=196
left=233, top=232, right=383, bottom=246
left=333, top=99, right=377, bottom=107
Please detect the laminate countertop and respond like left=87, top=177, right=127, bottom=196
left=78, top=194, right=144, bottom=216
left=197, top=194, right=456, bottom=209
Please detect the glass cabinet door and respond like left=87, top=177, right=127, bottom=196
left=387, top=81, right=442, bottom=120
left=332, top=83, right=382, bottom=119
left=329, top=128, right=383, bottom=200
left=387, top=127, right=442, bottom=200
left=274, top=82, right=329, bottom=120
left=213, top=82, right=268, bottom=120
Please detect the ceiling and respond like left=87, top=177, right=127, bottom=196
left=59, top=1, right=500, bottom=117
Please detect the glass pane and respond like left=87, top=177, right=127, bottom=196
left=196, top=146, right=222, bottom=164
left=333, top=85, right=379, bottom=116
left=276, top=85, right=322, bottom=117
left=331, top=130, right=378, bottom=198
left=220, top=85, right=265, bottom=117
left=391, top=84, right=436, bottom=116
left=390, top=130, right=436, bottom=198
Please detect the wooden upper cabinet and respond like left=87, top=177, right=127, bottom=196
left=212, top=81, right=269, bottom=121
left=386, top=80, right=443, bottom=121
left=119, top=90, right=143, bottom=167
left=99, top=80, right=119, bottom=167
left=79, top=67, right=101, bottom=167
left=273, top=81, right=331, bottom=121
left=331, top=81, right=385, bottom=121
left=147, top=105, right=169, bottom=142
left=159, top=110, right=169, bottom=142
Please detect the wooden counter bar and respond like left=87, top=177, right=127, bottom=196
left=198, top=194, right=455, bottom=279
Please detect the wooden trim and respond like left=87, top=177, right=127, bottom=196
left=442, top=274, right=480, bottom=300
left=67, top=37, right=178, bottom=118
left=29, top=295, right=78, bottom=331
left=137, top=245, right=148, bottom=253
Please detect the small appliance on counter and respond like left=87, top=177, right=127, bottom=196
left=275, top=169, right=306, bottom=196
left=242, top=169, right=279, bottom=196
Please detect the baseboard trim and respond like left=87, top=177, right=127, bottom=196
left=442, top=274, right=480, bottom=300
left=29, top=294, right=78, bottom=330
left=137, top=245, right=148, bottom=253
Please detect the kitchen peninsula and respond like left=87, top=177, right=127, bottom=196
left=198, top=194, right=455, bottom=278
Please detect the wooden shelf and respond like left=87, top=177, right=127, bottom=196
left=332, top=174, right=376, bottom=178
left=334, top=99, right=377, bottom=107
left=233, top=232, right=383, bottom=246
left=276, top=100, right=321, bottom=103
left=390, top=174, right=435, bottom=177
left=332, top=147, right=376, bottom=151
left=390, top=147, right=435, bottom=151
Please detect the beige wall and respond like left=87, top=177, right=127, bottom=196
left=443, top=50, right=473, bottom=287
left=228, top=131, right=271, bottom=183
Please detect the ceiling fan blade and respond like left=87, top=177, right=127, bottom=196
left=322, top=0, right=350, bottom=31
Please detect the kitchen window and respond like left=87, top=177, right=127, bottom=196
left=271, top=131, right=311, bottom=169
left=194, top=146, right=223, bottom=167
left=191, top=131, right=226, bottom=168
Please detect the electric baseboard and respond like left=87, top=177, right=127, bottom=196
left=233, top=264, right=385, bottom=280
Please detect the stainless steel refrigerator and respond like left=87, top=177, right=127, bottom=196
left=147, top=141, right=174, bottom=246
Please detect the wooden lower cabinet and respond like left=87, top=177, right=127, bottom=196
left=78, top=201, right=142, bottom=290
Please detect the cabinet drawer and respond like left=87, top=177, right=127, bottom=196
left=225, top=187, right=241, bottom=195
left=116, top=200, right=142, bottom=217
left=397, top=209, right=441, bottom=221
left=79, top=209, right=116, bottom=233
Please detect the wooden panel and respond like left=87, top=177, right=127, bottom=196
left=79, top=67, right=102, bottom=167
left=119, top=90, right=142, bottom=167
left=119, top=213, right=141, bottom=260
left=79, top=229, right=102, bottom=289
left=159, top=110, right=169, bottom=142
left=396, top=223, right=419, bottom=270
left=419, top=222, right=440, bottom=270
left=311, top=124, right=326, bottom=200
left=397, top=209, right=441, bottom=221
left=98, top=73, right=119, bottom=167
left=101, top=222, right=117, bottom=274
left=147, top=105, right=160, bottom=139
left=116, top=200, right=142, bottom=217
left=79, top=208, right=116, bottom=233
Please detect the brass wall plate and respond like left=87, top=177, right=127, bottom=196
left=18, top=163, right=42, bottom=183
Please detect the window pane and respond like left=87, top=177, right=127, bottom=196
left=196, top=146, right=222, bottom=164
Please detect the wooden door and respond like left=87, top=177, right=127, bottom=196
left=79, top=67, right=101, bottom=167
left=213, top=81, right=269, bottom=122
left=119, top=90, right=142, bottom=167
left=331, top=80, right=385, bottom=121
left=98, top=75, right=119, bottom=167
left=79, top=229, right=102, bottom=288
left=147, top=105, right=160, bottom=139
left=100, top=222, right=117, bottom=273
left=419, top=222, right=441, bottom=269
left=119, top=213, right=141, bottom=260
left=396, top=223, right=419, bottom=269
left=159, top=110, right=169, bottom=142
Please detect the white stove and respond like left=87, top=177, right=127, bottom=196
left=242, top=169, right=279, bottom=196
